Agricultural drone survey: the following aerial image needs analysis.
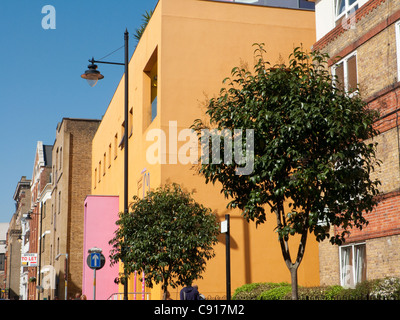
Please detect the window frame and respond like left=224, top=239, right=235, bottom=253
left=332, top=51, right=358, bottom=95
left=339, top=242, right=367, bottom=288
left=395, top=20, right=400, bottom=81
left=335, top=0, right=359, bottom=23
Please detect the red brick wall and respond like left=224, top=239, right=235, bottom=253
left=338, top=190, right=400, bottom=243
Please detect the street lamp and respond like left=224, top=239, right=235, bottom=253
left=82, top=29, right=130, bottom=301
left=81, top=59, right=104, bottom=87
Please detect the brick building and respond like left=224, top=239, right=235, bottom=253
left=50, top=118, right=100, bottom=300
left=26, top=141, right=52, bottom=300
left=312, top=0, right=400, bottom=287
left=0, top=223, right=9, bottom=299
left=6, top=176, right=31, bottom=299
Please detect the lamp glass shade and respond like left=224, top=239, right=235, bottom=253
left=86, top=79, right=98, bottom=87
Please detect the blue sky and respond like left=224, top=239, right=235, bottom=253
left=0, top=0, right=158, bottom=222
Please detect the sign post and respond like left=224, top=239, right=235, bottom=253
left=221, top=214, right=231, bottom=300
left=87, top=247, right=105, bottom=300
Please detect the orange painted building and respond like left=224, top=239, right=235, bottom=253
left=91, top=0, right=318, bottom=299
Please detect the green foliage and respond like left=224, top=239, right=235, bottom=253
left=133, top=10, right=153, bottom=42
left=192, top=43, right=381, bottom=246
left=109, top=183, right=219, bottom=295
left=257, top=283, right=291, bottom=300
left=192, top=43, right=381, bottom=299
left=324, top=285, right=345, bottom=300
left=232, top=282, right=263, bottom=298
left=233, top=279, right=400, bottom=300
left=232, top=282, right=283, bottom=300
left=370, top=277, right=400, bottom=300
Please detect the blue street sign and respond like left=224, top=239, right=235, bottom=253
left=90, top=252, right=101, bottom=268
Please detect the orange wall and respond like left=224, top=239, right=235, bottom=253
left=92, top=0, right=318, bottom=300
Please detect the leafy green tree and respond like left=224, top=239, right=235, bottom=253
left=109, top=183, right=219, bottom=299
left=191, top=44, right=381, bottom=299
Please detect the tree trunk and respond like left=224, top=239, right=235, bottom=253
left=162, top=279, right=168, bottom=300
left=289, top=266, right=299, bottom=300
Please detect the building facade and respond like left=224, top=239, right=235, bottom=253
left=82, top=196, right=120, bottom=300
left=25, top=141, right=52, bottom=300
left=313, top=0, right=400, bottom=287
left=36, top=170, right=53, bottom=300
left=0, top=223, right=8, bottom=299
left=50, top=118, right=100, bottom=300
left=91, top=0, right=318, bottom=299
left=6, top=176, right=31, bottom=299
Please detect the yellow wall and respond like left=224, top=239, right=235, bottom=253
left=91, top=0, right=318, bottom=300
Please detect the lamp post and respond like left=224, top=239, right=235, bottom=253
left=81, top=29, right=129, bottom=300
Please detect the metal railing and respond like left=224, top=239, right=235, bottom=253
left=107, top=292, right=151, bottom=300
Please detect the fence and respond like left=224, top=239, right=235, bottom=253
left=296, top=294, right=400, bottom=300
left=107, top=292, right=151, bottom=300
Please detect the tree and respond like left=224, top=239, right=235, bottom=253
left=191, top=44, right=381, bottom=299
left=109, top=183, right=219, bottom=299
left=133, top=10, right=153, bottom=43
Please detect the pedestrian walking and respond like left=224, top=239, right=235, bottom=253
left=180, top=284, right=200, bottom=300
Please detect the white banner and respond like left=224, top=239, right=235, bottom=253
left=21, top=253, right=38, bottom=267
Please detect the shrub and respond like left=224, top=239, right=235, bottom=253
left=257, top=283, right=291, bottom=300
left=232, top=278, right=400, bottom=300
left=324, top=285, right=345, bottom=300
left=233, top=282, right=289, bottom=300
left=232, top=283, right=263, bottom=300
left=370, top=277, right=400, bottom=300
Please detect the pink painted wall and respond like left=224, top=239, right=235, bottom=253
left=82, top=195, right=119, bottom=300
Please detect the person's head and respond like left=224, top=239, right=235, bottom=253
left=80, top=294, right=87, bottom=300
left=193, top=285, right=198, bottom=290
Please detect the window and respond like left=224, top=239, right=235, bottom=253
left=129, top=108, right=133, bottom=138
left=59, top=147, right=62, bottom=170
left=119, top=122, right=125, bottom=149
left=41, top=234, right=46, bottom=253
left=143, top=48, right=158, bottom=129
left=396, top=21, right=400, bottom=81
left=98, top=161, right=101, bottom=182
left=0, top=253, right=5, bottom=271
left=58, top=191, right=61, bottom=214
left=114, top=133, right=118, bottom=159
left=103, top=153, right=106, bottom=176
left=340, top=243, right=366, bottom=288
left=151, top=69, right=158, bottom=122
left=332, top=52, right=358, bottom=94
left=42, top=202, right=46, bottom=219
left=335, top=0, right=359, bottom=26
left=94, top=168, right=97, bottom=188
left=108, top=144, right=112, bottom=168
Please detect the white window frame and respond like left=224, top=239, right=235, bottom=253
left=332, top=51, right=358, bottom=95
left=395, top=20, right=400, bottom=82
left=335, top=0, right=359, bottom=23
left=339, top=242, right=366, bottom=288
